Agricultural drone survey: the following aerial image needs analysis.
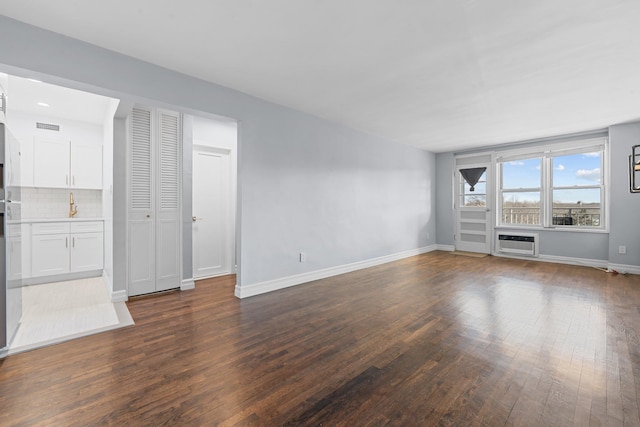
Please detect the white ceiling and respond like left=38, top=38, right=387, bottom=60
left=2, top=1, right=640, bottom=152
left=6, top=74, right=115, bottom=125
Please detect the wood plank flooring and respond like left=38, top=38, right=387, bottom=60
left=1, top=251, right=640, bottom=425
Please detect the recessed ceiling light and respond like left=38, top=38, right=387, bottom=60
left=37, top=102, right=50, bottom=107
left=27, top=78, right=42, bottom=83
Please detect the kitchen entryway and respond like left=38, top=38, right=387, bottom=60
left=9, top=277, right=133, bottom=354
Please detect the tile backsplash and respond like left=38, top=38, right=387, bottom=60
left=22, top=188, right=103, bottom=219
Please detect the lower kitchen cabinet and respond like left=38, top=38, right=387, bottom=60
left=32, top=233, right=70, bottom=277
left=30, top=221, right=103, bottom=278
left=70, top=232, right=103, bottom=272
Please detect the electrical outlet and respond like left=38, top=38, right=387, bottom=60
left=299, top=252, right=306, bottom=262
left=619, top=245, right=627, bottom=255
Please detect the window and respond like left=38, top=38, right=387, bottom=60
left=460, top=168, right=487, bottom=207
left=498, top=138, right=606, bottom=230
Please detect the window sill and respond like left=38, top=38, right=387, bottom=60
left=495, top=225, right=609, bottom=234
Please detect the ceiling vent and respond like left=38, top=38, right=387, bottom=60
left=36, top=122, right=60, bottom=131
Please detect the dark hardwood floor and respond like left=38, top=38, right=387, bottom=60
left=1, top=251, right=640, bottom=426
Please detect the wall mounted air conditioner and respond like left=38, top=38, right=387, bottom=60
left=496, top=232, right=538, bottom=257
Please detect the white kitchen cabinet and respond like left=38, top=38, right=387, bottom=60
left=20, top=139, right=34, bottom=187
left=71, top=142, right=102, bottom=189
left=6, top=223, right=31, bottom=281
left=32, top=234, right=71, bottom=277
left=30, top=221, right=103, bottom=278
left=70, top=221, right=104, bottom=272
left=32, top=139, right=102, bottom=189
left=33, top=138, right=70, bottom=188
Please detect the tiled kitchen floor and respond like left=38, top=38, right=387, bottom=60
left=9, top=277, right=134, bottom=354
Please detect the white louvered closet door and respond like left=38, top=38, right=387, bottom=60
left=128, top=107, right=156, bottom=296
left=155, top=109, right=181, bottom=292
left=128, top=107, right=182, bottom=296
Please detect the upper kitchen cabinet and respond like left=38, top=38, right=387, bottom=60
left=70, top=142, right=102, bottom=189
left=33, top=138, right=69, bottom=188
left=32, top=139, right=102, bottom=189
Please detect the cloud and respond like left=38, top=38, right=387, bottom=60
left=576, top=168, right=601, bottom=182
left=508, top=161, right=524, bottom=166
left=555, top=164, right=565, bottom=171
left=583, top=152, right=600, bottom=158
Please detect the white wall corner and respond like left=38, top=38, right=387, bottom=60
left=110, top=290, right=128, bottom=303
left=235, top=245, right=435, bottom=299
left=436, top=244, right=455, bottom=252
left=181, top=278, right=195, bottom=290
left=607, top=263, right=640, bottom=275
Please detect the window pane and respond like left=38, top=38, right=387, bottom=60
left=502, top=158, right=541, bottom=189
left=552, top=189, right=601, bottom=226
left=464, top=181, right=486, bottom=195
left=553, top=152, right=601, bottom=187
left=463, top=195, right=486, bottom=207
left=502, top=192, right=540, bottom=225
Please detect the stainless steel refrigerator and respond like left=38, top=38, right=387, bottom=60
left=0, top=122, right=22, bottom=354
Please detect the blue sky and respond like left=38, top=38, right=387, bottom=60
left=502, top=152, right=601, bottom=204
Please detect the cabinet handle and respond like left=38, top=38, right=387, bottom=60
left=66, top=175, right=69, bottom=185
left=66, top=237, right=68, bottom=248
left=73, top=176, right=75, bottom=186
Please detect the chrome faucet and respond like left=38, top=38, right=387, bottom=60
left=69, top=192, right=78, bottom=218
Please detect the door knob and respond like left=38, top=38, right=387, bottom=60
left=192, top=216, right=203, bottom=222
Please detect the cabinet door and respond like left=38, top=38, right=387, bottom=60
left=7, top=237, right=22, bottom=281
left=6, top=223, right=31, bottom=280
left=71, top=232, right=104, bottom=272
left=31, top=234, right=70, bottom=277
left=20, top=139, right=34, bottom=187
left=128, top=107, right=155, bottom=296
left=33, top=138, right=70, bottom=188
left=71, top=142, right=102, bottom=189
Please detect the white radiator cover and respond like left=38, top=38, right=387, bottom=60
left=496, top=232, right=538, bottom=257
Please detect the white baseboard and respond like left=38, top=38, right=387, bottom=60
left=235, top=245, right=436, bottom=299
left=0, top=347, right=8, bottom=359
left=436, top=244, right=455, bottom=252
left=110, top=290, right=128, bottom=303
left=607, top=263, right=640, bottom=275
left=181, top=278, right=195, bottom=290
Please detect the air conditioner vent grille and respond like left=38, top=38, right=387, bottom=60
left=36, top=122, right=60, bottom=131
left=497, top=233, right=537, bottom=256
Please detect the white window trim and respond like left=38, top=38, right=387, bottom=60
left=496, top=137, right=609, bottom=232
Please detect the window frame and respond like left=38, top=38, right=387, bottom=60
left=496, top=138, right=608, bottom=232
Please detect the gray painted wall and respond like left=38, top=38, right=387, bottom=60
left=435, top=123, right=640, bottom=267
left=0, top=16, right=436, bottom=292
left=435, top=153, right=454, bottom=246
left=608, top=122, right=640, bottom=266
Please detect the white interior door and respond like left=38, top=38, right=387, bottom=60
left=192, top=146, right=232, bottom=279
left=455, top=163, right=492, bottom=253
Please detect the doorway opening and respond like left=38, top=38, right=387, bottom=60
left=190, top=116, right=237, bottom=280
